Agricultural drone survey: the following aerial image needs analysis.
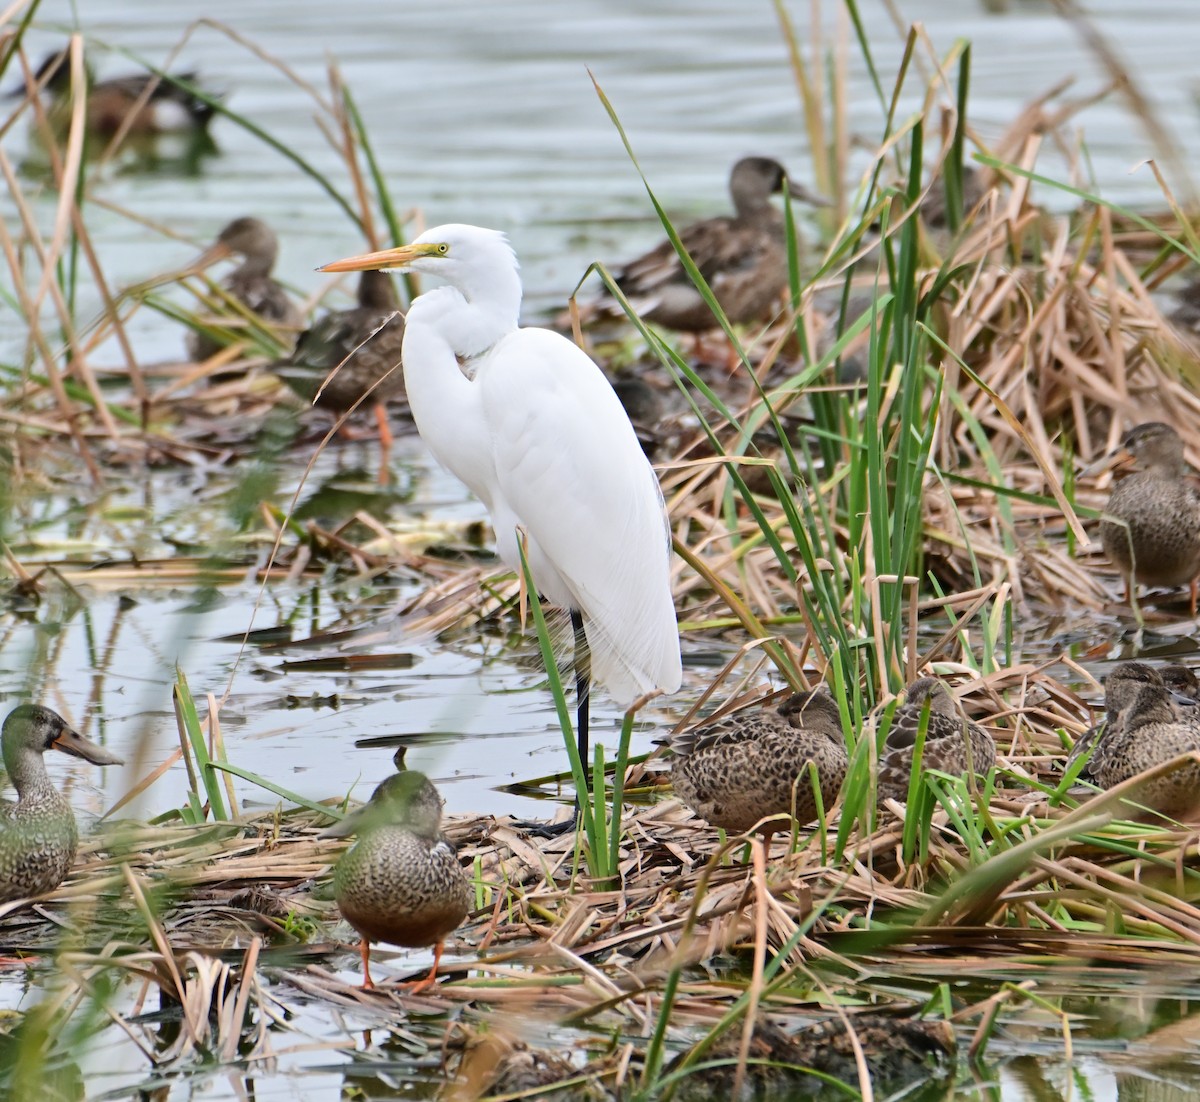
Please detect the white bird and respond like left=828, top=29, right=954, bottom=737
left=319, top=224, right=682, bottom=777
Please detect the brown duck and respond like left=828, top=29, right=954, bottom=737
left=276, top=270, right=405, bottom=462
left=186, top=217, right=304, bottom=361
left=1069, top=663, right=1200, bottom=819
left=1, top=704, right=123, bottom=905
left=665, top=683, right=848, bottom=844
left=608, top=156, right=827, bottom=334
left=15, top=47, right=219, bottom=138
left=322, top=770, right=471, bottom=991
left=1064, top=661, right=1164, bottom=779
left=1098, top=422, right=1200, bottom=615
left=878, top=677, right=997, bottom=802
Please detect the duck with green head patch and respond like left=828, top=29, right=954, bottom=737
left=1, top=704, right=123, bottom=905
left=322, top=770, right=471, bottom=991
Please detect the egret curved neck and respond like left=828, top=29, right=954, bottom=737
left=409, top=269, right=520, bottom=360
left=401, top=285, right=512, bottom=506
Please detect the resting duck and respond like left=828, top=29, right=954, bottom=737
left=186, top=217, right=304, bottom=361
left=664, top=683, right=848, bottom=844
left=877, top=678, right=996, bottom=802
left=1069, top=661, right=1200, bottom=819
left=604, top=156, right=827, bottom=335
left=276, top=269, right=405, bottom=448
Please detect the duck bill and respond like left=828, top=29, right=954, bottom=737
left=53, top=727, right=124, bottom=766
left=319, top=804, right=372, bottom=838
left=185, top=240, right=233, bottom=274
left=1081, top=445, right=1136, bottom=479
left=1108, top=447, right=1137, bottom=475
left=318, top=242, right=437, bottom=274
left=786, top=180, right=832, bottom=207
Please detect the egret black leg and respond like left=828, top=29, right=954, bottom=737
left=509, top=610, right=593, bottom=841
left=571, top=608, right=591, bottom=774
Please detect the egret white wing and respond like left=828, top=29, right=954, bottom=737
left=478, top=326, right=681, bottom=706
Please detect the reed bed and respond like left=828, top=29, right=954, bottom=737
left=4, top=726, right=1200, bottom=1098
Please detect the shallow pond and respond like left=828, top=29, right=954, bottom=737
left=4, top=0, right=1200, bottom=1098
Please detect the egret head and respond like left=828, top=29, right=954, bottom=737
left=319, top=223, right=518, bottom=282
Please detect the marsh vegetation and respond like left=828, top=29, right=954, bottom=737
left=3, top=0, right=1200, bottom=1099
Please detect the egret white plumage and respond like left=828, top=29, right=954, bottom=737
left=319, top=224, right=682, bottom=777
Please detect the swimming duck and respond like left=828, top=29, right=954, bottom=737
left=605, top=156, right=827, bottom=335
left=186, top=217, right=304, bottom=362
left=1098, top=422, right=1200, bottom=616
left=17, top=48, right=218, bottom=137
left=878, top=677, right=997, bottom=802
left=664, top=684, right=848, bottom=844
left=1, top=704, right=123, bottom=905
left=276, top=270, right=405, bottom=440
left=322, top=770, right=471, bottom=991
left=1071, top=671, right=1200, bottom=819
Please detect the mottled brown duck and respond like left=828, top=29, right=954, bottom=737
left=664, top=684, right=848, bottom=843
left=322, top=770, right=471, bottom=991
left=607, top=156, right=827, bottom=336
left=878, top=677, right=996, bottom=802
left=15, top=48, right=218, bottom=137
left=1, top=704, right=123, bottom=905
left=186, top=217, right=304, bottom=362
left=278, top=270, right=404, bottom=413
left=1073, top=672, right=1200, bottom=820
left=1064, top=661, right=1164, bottom=780
left=1098, top=422, right=1200, bottom=615
left=276, top=270, right=405, bottom=471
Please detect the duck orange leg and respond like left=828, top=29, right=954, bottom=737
left=374, top=401, right=394, bottom=486
left=1191, top=576, right=1198, bottom=618
left=358, top=937, right=376, bottom=990
left=402, top=940, right=445, bottom=996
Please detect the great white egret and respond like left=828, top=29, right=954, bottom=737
left=319, top=224, right=682, bottom=780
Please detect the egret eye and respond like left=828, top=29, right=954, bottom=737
left=437, top=243, right=449, bottom=255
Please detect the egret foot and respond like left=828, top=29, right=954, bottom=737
left=515, top=817, right=577, bottom=839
